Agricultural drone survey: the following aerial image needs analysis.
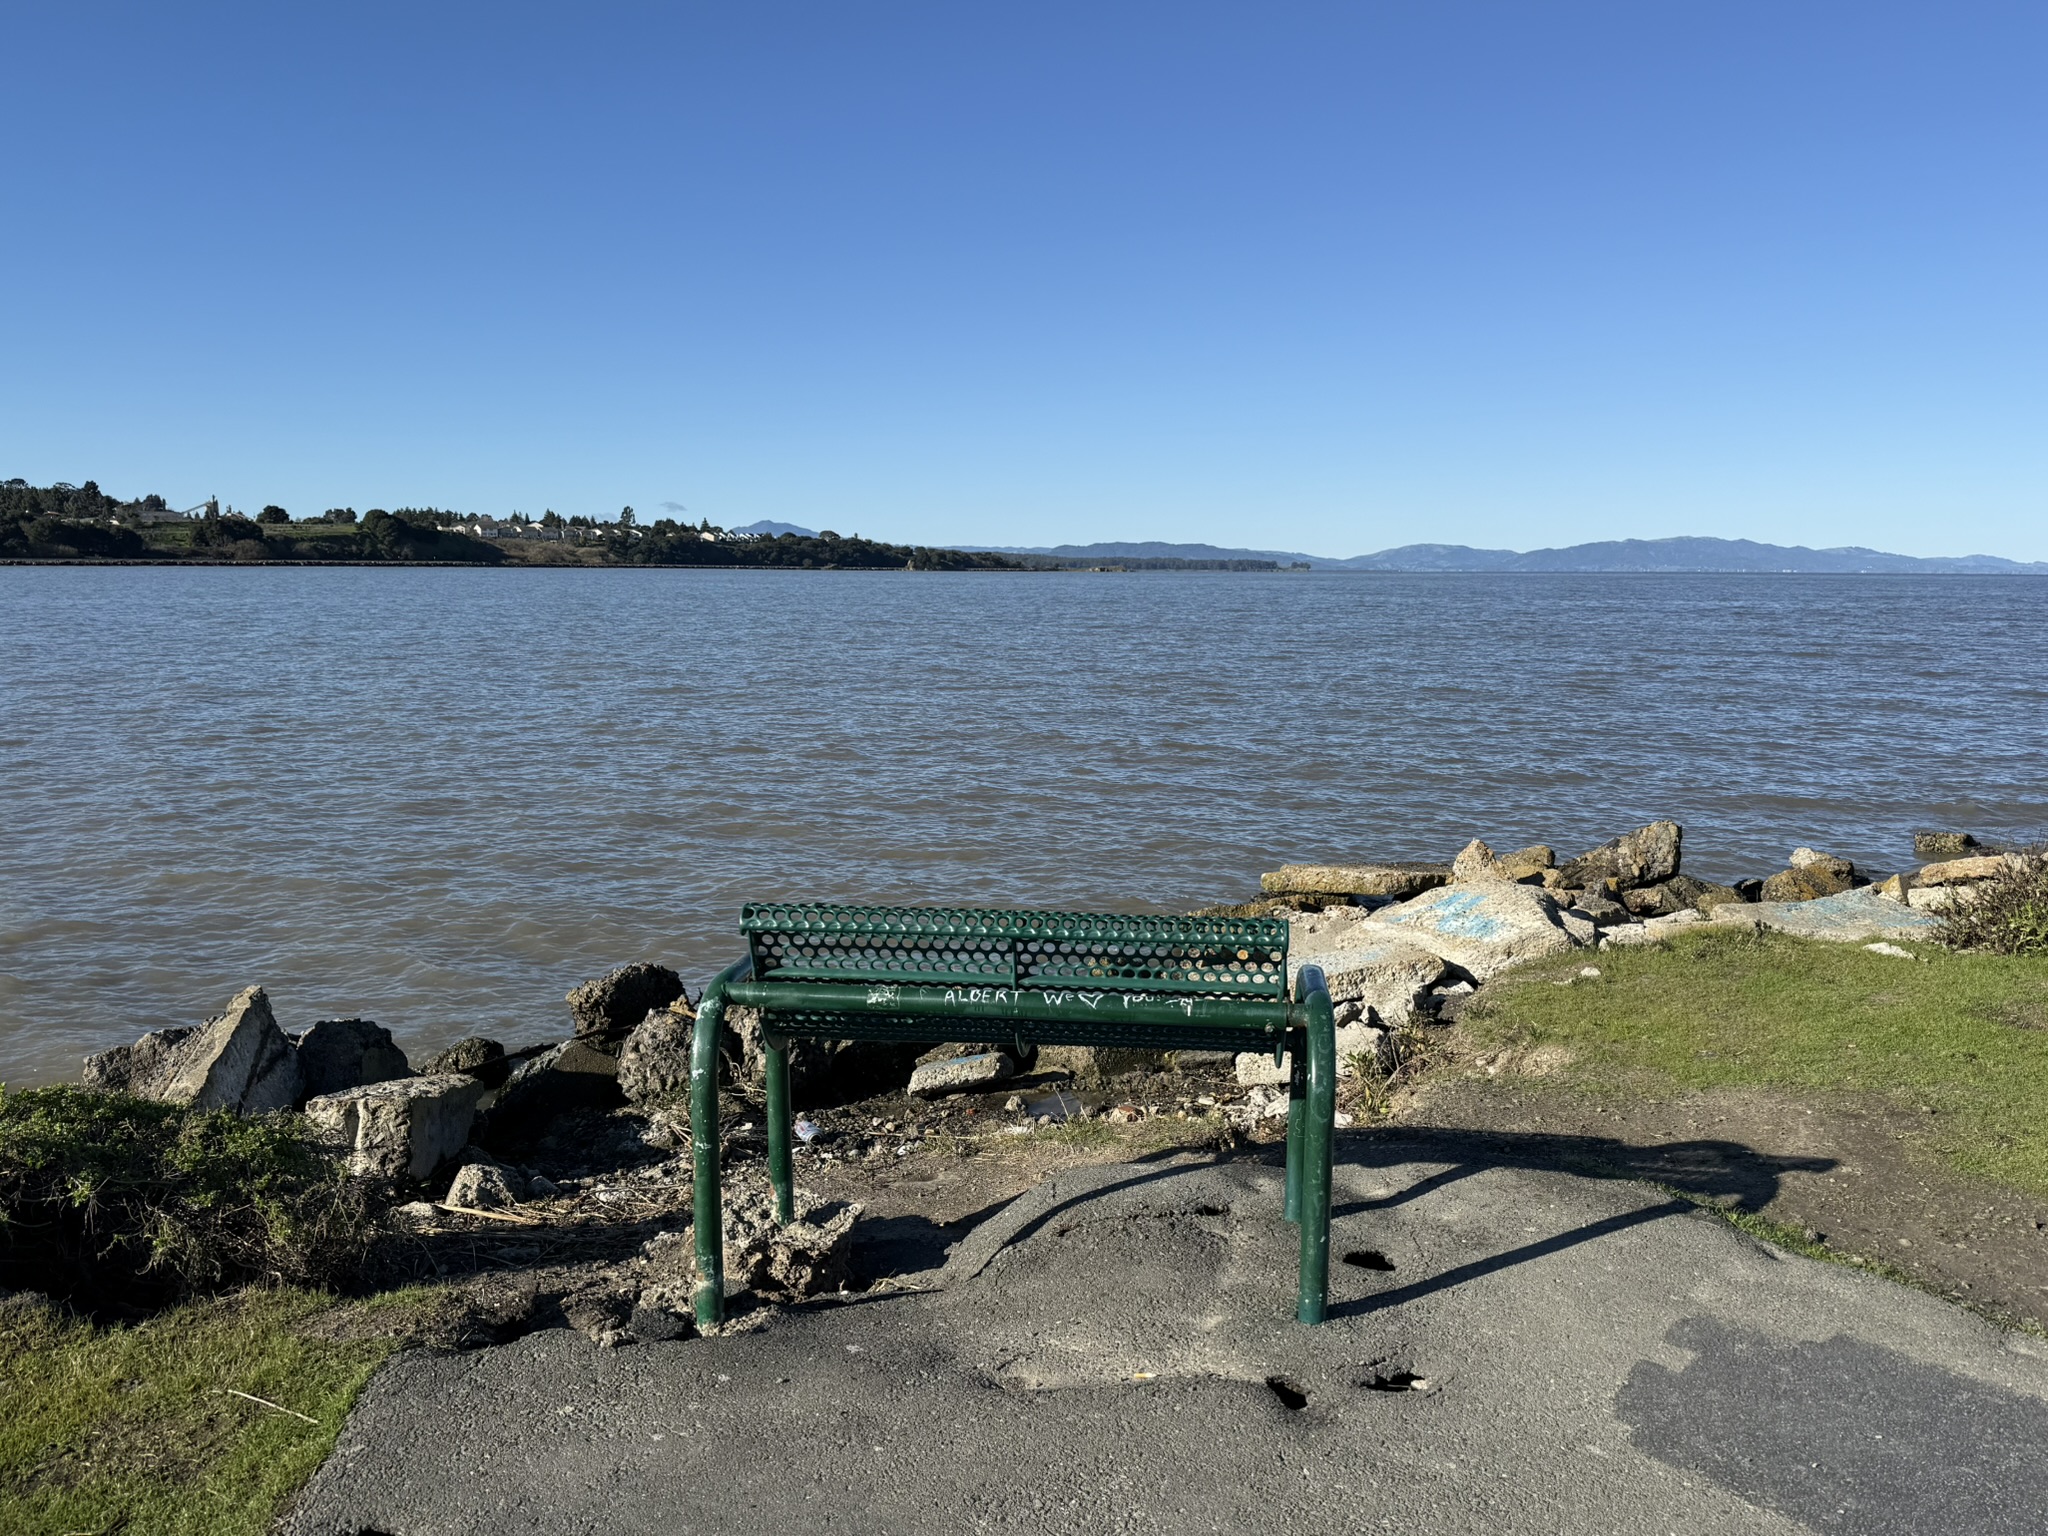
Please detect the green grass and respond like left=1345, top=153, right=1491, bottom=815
left=0, top=1286, right=436, bottom=1536
left=1462, top=928, right=2048, bottom=1196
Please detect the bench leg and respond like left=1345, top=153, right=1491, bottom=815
left=1284, top=1028, right=1307, bottom=1224
left=691, top=959, right=751, bottom=1330
left=764, top=1040, right=794, bottom=1224
left=1293, top=970, right=1337, bottom=1325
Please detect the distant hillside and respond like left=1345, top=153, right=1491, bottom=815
left=731, top=519, right=819, bottom=538
left=969, top=539, right=1316, bottom=565
left=957, top=535, right=2048, bottom=574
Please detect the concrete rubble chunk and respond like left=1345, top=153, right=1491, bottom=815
left=1452, top=839, right=1503, bottom=882
left=1568, top=891, right=1634, bottom=927
left=1234, top=1050, right=1289, bottom=1086
left=908, top=1052, right=1014, bottom=1098
left=304, top=1072, right=488, bottom=1180
left=714, top=1181, right=863, bottom=1300
left=1259, top=862, right=1450, bottom=900
left=1913, top=830, right=1980, bottom=859
left=1622, top=876, right=1748, bottom=918
left=1285, top=922, right=1447, bottom=1024
left=1498, top=845, right=1556, bottom=882
left=618, top=1002, right=699, bottom=1106
left=446, top=1161, right=522, bottom=1210
left=1335, top=1023, right=1398, bottom=1076
left=1350, top=882, right=1587, bottom=980
left=421, top=1036, right=510, bottom=1086
left=82, top=1025, right=198, bottom=1097
left=566, top=962, right=685, bottom=1052
left=1760, top=851, right=1856, bottom=903
left=1452, top=840, right=1555, bottom=885
left=1916, top=854, right=2013, bottom=886
left=1229, top=1084, right=1292, bottom=1128
left=1599, top=924, right=1660, bottom=949
left=1709, top=886, right=1942, bottom=943
left=1556, top=821, right=1683, bottom=892
left=295, top=1017, right=412, bottom=1101
left=1907, top=885, right=1965, bottom=911
left=83, top=986, right=301, bottom=1115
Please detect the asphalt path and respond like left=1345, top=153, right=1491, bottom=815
left=288, top=1139, right=2048, bottom=1535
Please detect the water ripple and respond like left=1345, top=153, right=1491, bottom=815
left=2, top=566, right=2043, bottom=1081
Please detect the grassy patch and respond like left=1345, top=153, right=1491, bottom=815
left=1462, top=929, right=2048, bottom=1196
left=1936, top=847, right=2048, bottom=956
left=0, top=1086, right=381, bottom=1314
left=0, top=1286, right=435, bottom=1536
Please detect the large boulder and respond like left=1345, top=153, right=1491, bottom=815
left=83, top=1024, right=199, bottom=1097
left=1622, top=875, right=1749, bottom=918
left=1759, top=848, right=1856, bottom=903
left=1450, top=840, right=1554, bottom=885
left=1914, top=830, right=1981, bottom=859
left=294, top=1017, right=411, bottom=1101
left=81, top=986, right=300, bottom=1115
left=1353, top=882, right=1588, bottom=980
left=566, top=963, right=686, bottom=1054
left=1260, top=862, right=1450, bottom=901
left=618, top=1003, right=697, bottom=1106
left=480, top=1039, right=625, bottom=1149
left=1556, top=821, right=1682, bottom=893
left=304, top=1072, right=488, bottom=1180
left=420, top=1035, right=513, bottom=1088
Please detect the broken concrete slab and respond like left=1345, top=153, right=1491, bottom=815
left=1710, top=886, right=1945, bottom=943
left=1353, top=882, right=1587, bottom=980
left=304, top=1072, right=488, bottom=1180
left=1916, top=854, right=2014, bottom=886
left=1285, top=923, right=1448, bottom=1019
left=1259, top=862, right=1450, bottom=900
left=82, top=986, right=301, bottom=1114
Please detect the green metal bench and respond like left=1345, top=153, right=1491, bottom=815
left=688, top=903, right=1336, bottom=1327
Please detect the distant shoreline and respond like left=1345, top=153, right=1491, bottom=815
left=5, top=558, right=2044, bottom=576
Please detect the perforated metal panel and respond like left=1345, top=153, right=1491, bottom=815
left=739, top=903, right=1288, bottom=997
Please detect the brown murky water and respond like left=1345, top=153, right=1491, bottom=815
left=4, top=566, right=2043, bottom=1081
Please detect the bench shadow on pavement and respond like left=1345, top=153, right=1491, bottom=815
left=860, top=1126, right=1833, bottom=1307
left=1319, top=1125, right=1835, bottom=1320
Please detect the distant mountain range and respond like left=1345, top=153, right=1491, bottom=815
left=955, top=536, right=2048, bottom=574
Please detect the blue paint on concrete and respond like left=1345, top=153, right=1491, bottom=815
left=1380, top=887, right=1511, bottom=941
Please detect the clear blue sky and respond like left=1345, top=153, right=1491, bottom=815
left=4, top=3, right=2043, bottom=558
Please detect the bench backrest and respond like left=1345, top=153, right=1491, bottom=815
left=740, top=903, right=1289, bottom=999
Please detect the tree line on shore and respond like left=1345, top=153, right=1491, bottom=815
left=0, top=477, right=1033, bottom=570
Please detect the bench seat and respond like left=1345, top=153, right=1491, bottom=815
left=689, top=904, right=1337, bottom=1325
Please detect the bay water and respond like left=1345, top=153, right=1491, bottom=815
left=3, top=566, right=2043, bottom=1084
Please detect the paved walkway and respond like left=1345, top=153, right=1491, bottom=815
left=289, top=1138, right=2048, bottom=1535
